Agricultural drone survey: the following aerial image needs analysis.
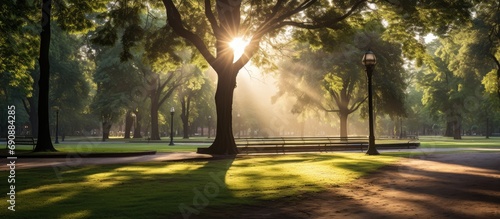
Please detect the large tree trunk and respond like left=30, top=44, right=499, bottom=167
left=124, top=110, right=133, bottom=139
left=34, top=0, right=56, bottom=152
left=198, top=68, right=238, bottom=155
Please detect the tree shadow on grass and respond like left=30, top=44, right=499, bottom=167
left=2, top=156, right=237, bottom=219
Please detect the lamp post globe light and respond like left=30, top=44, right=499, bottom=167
left=362, top=50, right=380, bottom=155
left=169, top=107, right=175, bottom=146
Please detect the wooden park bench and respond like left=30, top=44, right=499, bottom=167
left=2, top=136, right=37, bottom=150
left=236, top=136, right=369, bottom=154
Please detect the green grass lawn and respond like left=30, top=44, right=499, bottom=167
left=417, top=136, right=500, bottom=148
left=3, top=135, right=500, bottom=157
left=1, top=136, right=499, bottom=218
left=1, top=153, right=400, bottom=218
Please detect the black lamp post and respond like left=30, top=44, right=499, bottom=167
left=362, top=50, right=380, bottom=155
left=169, top=107, right=175, bottom=146
left=55, top=109, right=59, bottom=144
left=237, top=113, right=241, bottom=138
left=208, top=115, right=212, bottom=138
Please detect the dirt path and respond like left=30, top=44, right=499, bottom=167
left=195, top=153, right=500, bottom=219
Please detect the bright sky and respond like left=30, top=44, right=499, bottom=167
left=424, top=33, right=437, bottom=44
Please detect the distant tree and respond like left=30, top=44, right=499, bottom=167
left=91, top=45, right=142, bottom=141
left=177, top=65, right=205, bottom=139
left=472, top=0, right=500, bottom=98
left=276, top=21, right=407, bottom=138
left=140, top=64, right=190, bottom=140
left=418, top=37, right=487, bottom=139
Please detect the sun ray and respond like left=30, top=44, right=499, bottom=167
left=230, top=37, right=249, bottom=62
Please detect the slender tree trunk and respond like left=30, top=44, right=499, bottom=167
left=102, top=121, right=111, bottom=141
left=34, top=0, right=56, bottom=152
left=338, top=111, right=348, bottom=140
left=181, top=111, right=189, bottom=139
left=486, top=117, right=490, bottom=139
left=150, top=96, right=160, bottom=140
left=181, top=96, right=191, bottom=139
left=28, top=96, right=38, bottom=137
left=133, top=111, right=143, bottom=138
left=124, top=110, right=133, bottom=139
left=445, top=121, right=454, bottom=137
left=453, top=120, right=462, bottom=140
left=27, top=68, right=39, bottom=137
left=198, top=68, right=238, bottom=155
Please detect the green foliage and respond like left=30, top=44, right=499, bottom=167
left=90, top=0, right=184, bottom=65
left=91, top=44, right=143, bottom=124
left=53, top=0, right=108, bottom=33
left=0, top=0, right=39, bottom=92
left=376, top=0, right=477, bottom=66
left=49, top=25, right=91, bottom=109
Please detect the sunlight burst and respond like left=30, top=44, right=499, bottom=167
left=229, top=37, right=249, bottom=62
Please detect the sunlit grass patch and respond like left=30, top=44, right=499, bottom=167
left=226, top=153, right=399, bottom=199
left=59, top=210, right=92, bottom=219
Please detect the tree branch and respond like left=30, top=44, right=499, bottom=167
left=162, top=0, right=216, bottom=65
left=278, top=0, right=366, bottom=30
left=159, top=82, right=183, bottom=106
left=349, top=96, right=368, bottom=114
left=233, top=0, right=318, bottom=69
left=205, top=0, right=220, bottom=37
left=22, top=98, right=30, bottom=115
left=489, top=53, right=500, bottom=68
